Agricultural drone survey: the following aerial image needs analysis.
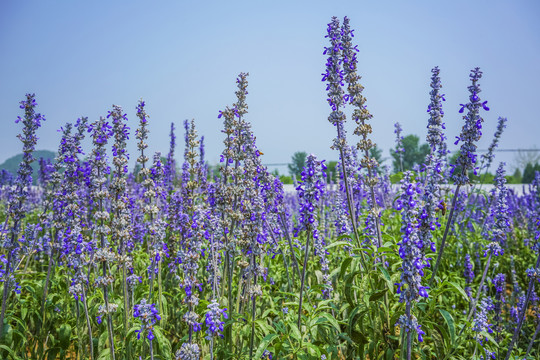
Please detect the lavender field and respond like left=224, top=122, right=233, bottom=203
left=1, top=14, right=540, bottom=360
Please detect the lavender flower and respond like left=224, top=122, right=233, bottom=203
left=295, top=155, right=326, bottom=237
left=488, top=163, right=512, bottom=247
left=451, top=68, right=490, bottom=184
left=341, top=16, right=382, bottom=249
left=108, top=105, right=133, bottom=331
left=492, top=273, right=506, bottom=340
left=481, top=116, right=507, bottom=171
left=398, top=315, right=426, bottom=343
left=322, top=16, right=365, bottom=252
left=0, top=94, right=45, bottom=336
left=205, top=300, right=227, bottom=340
left=296, top=154, right=327, bottom=326
left=134, top=299, right=161, bottom=340
left=464, top=254, right=474, bottom=298
left=395, top=172, right=428, bottom=303
left=322, top=16, right=345, bottom=113
left=88, top=116, right=117, bottom=356
left=473, top=295, right=495, bottom=358
left=394, top=122, right=404, bottom=172
left=176, top=342, right=200, bottom=360
left=426, top=67, right=446, bottom=153
left=473, top=296, right=494, bottom=333
left=395, top=172, right=427, bottom=359
left=165, top=122, right=177, bottom=189
left=135, top=100, right=150, bottom=170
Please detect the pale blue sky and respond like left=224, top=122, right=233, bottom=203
left=1, top=0, right=539, bottom=172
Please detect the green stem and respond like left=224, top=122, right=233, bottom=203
left=505, top=251, right=540, bottom=360
left=297, top=231, right=311, bottom=329
left=81, top=286, right=94, bottom=360
left=430, top=184, right=461, bottom=287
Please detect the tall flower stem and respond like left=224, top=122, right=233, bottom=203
left=505, top=251, right=540, bottom=360
left=102, top=262, right=116, bottom=360
left=248, top=257, right=258, bottom=360
left=297, top=231, right=311, bottom=329
left=405, top=303, right=412, bottom=360
left=158, top=261, right=164, bottom=323
left=466, top=252, right=491, bottom=323
left=337, top=146, right=360, bottom=250
left=40, top=243, right=55, bottom=327
left=429, top=184, right=461, bottom=286
left=364, top=153, right=383, bottom=250
left=0, top=251, right=13, bottom=336
left=76, top=302, right=83, bottom=359
left=81, top=286, right=95, bottom=360
left=458, top=251, right=493, bottom=337
left=280, top=214, right=301, bottom=280
left=96, top=158, right=116, bottom=359
left=526, top=321, right=540, bottom=356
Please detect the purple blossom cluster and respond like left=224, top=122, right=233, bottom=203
left=451, top=68, right=490, bottom=184
left=204, top=300, right=227, bottom=340
left=134, top=298, right=161, bottom=340
left=395, top=172, right=429, bottom=304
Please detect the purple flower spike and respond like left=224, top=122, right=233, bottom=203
left=451, top=67, right=489, bottom=185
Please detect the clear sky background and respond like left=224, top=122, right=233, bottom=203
left=1, top=0, right=539, bottom=173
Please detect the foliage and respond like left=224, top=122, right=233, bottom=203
left=522, top=162, right=540, bottom=183
left=390, top=135, right=429, bottom=173
left=288, top=151, right=307, bottom=179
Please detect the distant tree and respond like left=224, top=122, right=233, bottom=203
left=133, top=163, right=142, bottom=180
left=279, top=175, right=293, bottom=184
left=522, top=162, right=540, bottom=183
left=288, top=151, right=307, bottom=179
left=512, top=168, right=522, bottom=183
left=513, top=148, right=540, bottom=171
left=390, top=135, right=429, bottom=173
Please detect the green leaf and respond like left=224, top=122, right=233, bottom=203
left=46, top=347, right=60, bottom=360
left=438, top=309, right=455, bottom=346
left=315, top=270, right=323, bottom=284
left=482, top=331, right=498, bottom=347
left=339, top=257, right=352, bottom=279
left=255, top=318, right=272, bottom=336
left=289, top=323, right=302, bottom=343
left=58, top=324, right=71, bottom=350
left=317, top=312, right=342, bottom=333
left=97, top=348, right=110, bottom=360
left=0, top=344, right=21, bottom=359
left=325, top=240, right=354, bottom=250
left=305, top=342, right=321, bottom=357
left=153, top=326, right=172, bottom=359
left=344, top=271, right=362, bottom=308
left=376, top=264, right=394, bottom=295
left=368, top=289, right=388, bottom=302
left=351, top=328, right=368, bottom=345
left=446, top=281, right=469, bottom=302
left=0, top=323, right=12, bottom=345
left=254, top=333, right=279, bottom=359
left=98, top=330, right=108, bottom=353
left=377, top=246, right=394, bottom=254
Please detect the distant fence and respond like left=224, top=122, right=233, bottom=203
left=282, top=183, right=533, bottom=196
left=264, top=148, right=540, bottom=169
